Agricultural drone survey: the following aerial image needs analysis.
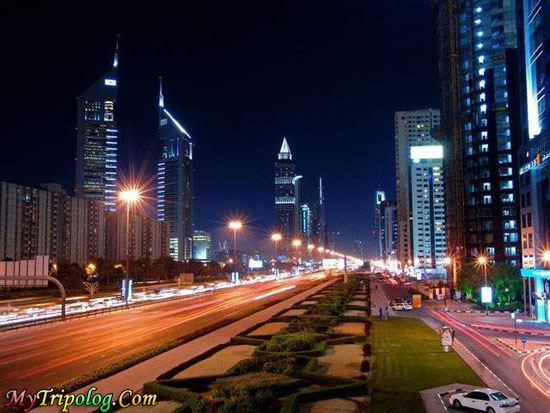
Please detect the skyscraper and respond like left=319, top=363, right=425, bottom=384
left=395, top=109, right=441, bottom=265
left=381, top=199, right=398, bottom=260
left=516, top=0, right=550, bottom=269
left=75, top=37, right=119, bottom=212
left=157, top=78, right=193, bottom=261
left=435, top=0, right=520, bottom=265
left=373, top=190, right=386, bottom=258
left=300, top=204, right=312, bottom=244
left=409, top=145, right=446, bottom=269
left=275, top=138, right=300, bottom=248
left=192, top=230, right=212, bottom=261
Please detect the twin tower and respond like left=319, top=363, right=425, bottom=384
left=74, top=37, right=193, bottom=261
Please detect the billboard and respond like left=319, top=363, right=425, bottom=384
left=248, top=259, right=263, bottom=270
left=322, top=258, right=345, bottom=270
left=0, top=256, right=49, bottom=287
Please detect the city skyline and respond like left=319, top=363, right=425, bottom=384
left=0, top=0, right=440, bottom=255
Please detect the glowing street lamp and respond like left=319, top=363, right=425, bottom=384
left=119, top=188, right=141, bottom=304
left=229, top=221, right=242, bottom=263
left=542, top=250, right=550, bottom=268
left=271, top=233, right=282, bottom=257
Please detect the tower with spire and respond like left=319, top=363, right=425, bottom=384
left=275, top=138, right=301, bottom=250
left=75, top=35, right=120, bottom=211
left=157, top=77, right=194, bottom=261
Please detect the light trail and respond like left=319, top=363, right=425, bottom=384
left=0, top=271, right=322, bottom=328
left=521, top=351, right=550, bottom=399
left=253, top=285, right=296, bottom=300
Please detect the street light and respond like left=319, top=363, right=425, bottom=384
left=119, top=188, right=141, bottom=304
left=542, top=250, right=550, bottom=268
left=271, top=233, right=282, bottom=257
left=229, top=221, right=242, bottom=264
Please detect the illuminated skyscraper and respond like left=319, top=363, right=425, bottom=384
left=373, top=190, right=386, bottom=258
left=157, top=78, right=193, bottom=261
left=75, top=37, right=119, bottom=211
left=516, top=0, right=550, bottom=269
left=435, top=1, right=521, bottom=265
left=395, top=109, right=441, bottom=265
left=275, top=138, right=301, bottom=248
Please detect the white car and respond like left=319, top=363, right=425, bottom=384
left=390, top=301, right=412, bottom=311
left=449, top=389, right=520, bottom=413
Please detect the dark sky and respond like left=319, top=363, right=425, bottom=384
left=0, top=0, right=440, bottom=256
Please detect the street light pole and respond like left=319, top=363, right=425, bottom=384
left=119, top=188, right=140, bottom=306
left=125, top=200, right=130, bottom=305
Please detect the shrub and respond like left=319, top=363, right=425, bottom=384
left=264, top=331, right=316, bottom=353
left=363, top=343, right=371, bottom=356
left=217, top=389, right=279, bottom=413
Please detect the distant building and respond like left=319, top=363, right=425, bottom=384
left=373, top=191, right=386, bottom=258
left=381, top=199, right=398, bottom=260
left=409, top=146, right=446, bottom=269
left=275, top=138, right=301, bottom=248
left=157, top=78, right=193, bottom=261
left=395, top=109, right=441, bottom=266
left=75, top=37, right=119, bottom=212
left=300, top=204, right=312, bottom=244
left=105, top=211, right=170, bottom=263
left=0, top=181, right=104, bottom=265
left=192, top=230, right=212, bottom=261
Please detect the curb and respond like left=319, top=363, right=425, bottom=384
left=495, top=338, right=550, bottom=354
left=444, top=309, right=512, bottom=314
left=471, top=324, right=550, bottom=337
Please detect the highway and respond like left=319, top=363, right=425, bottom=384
left=0, top=273, right=326, bottom=396
left=381, top=281, right=550, bottom=413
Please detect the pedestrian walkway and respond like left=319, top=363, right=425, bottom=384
left=371, top=281, right=394, bottom=319
left=37, top=279, right=336, bottom=413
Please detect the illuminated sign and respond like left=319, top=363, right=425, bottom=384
left=322, top=259, right=345, bottom=270
left=520, top=151, right=550, bottom=174
left=521, top=268, right=550, bottom=278
left=248, top=259, right=263, bottom=270
left=410, top=146, right=443, bottom=162
left=105, top=79, right=117, bottom=86
left=481, top=286, right=492, bottom=304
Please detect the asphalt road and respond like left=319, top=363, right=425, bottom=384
left=0, top=274, right=325, bottom=396
left=381, top=281, right=550, bottom=413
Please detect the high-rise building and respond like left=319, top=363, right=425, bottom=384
left=381, top=199, right=398, bottom=260
left=433, top=0, right=466, bottom=259
left=157, top=78, right=193, bottom=261
left=300, top=204, right=312, bottom=244
left=409, top=146, right=447, bottom=269
left=105, top=211, right=170, bottom=263
left=0, top=181, right=104, bottom=265
left=395, top=109, right=441, bottom=265
left=192, top=230, right=212, bottom=261
left=516, top=0, right=550, bottom=269
left=373, top=191, right=386, bottom=258
left=434, top=0, right=521, bottom=265
left=75, top=37, right=119, bottom=212
left=275, top=138, right=301, bottom=248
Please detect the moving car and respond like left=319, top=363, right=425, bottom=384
left=449, top=389, right=520, bottom=413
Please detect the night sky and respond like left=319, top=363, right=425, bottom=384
left=0, top=0, right=440, bottom=256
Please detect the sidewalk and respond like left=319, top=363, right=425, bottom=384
left=37, top=278, right=335, bottom=412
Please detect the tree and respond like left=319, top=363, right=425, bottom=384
left=83, top=281, right=100, bottom=299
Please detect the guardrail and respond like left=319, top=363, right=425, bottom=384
left=0, top=287, right=222, bottom=333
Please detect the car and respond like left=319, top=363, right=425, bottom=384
left=449, top=389, right=520, bottom=413
left=390, top=301, right=412, bottom=311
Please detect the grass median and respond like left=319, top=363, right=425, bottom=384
left=369, top=317, right=484, bottom=413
